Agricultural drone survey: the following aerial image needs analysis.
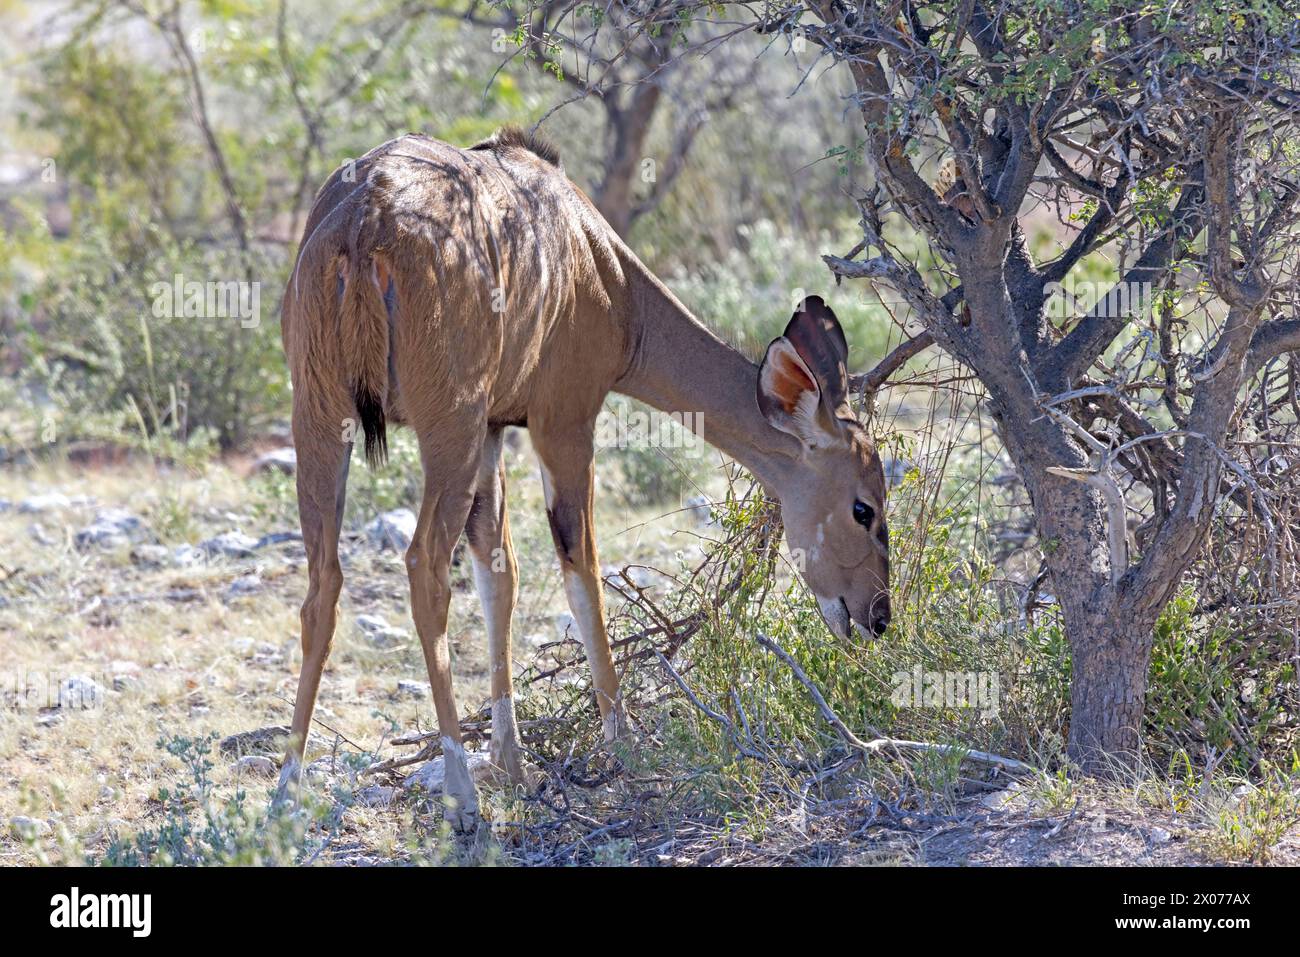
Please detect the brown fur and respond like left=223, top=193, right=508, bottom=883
left=276, top=130, right=892, bottom=830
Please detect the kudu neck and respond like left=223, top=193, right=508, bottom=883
left=611, top=251, right=803, bottom=491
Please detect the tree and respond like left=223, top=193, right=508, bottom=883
left=618, top=0, right=1300, bottom=772
left=455, top=0, right=762, bottom=234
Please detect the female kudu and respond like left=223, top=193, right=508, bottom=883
left=279, top=127, right=891, bottom=830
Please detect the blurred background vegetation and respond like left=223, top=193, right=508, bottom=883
left=0, top=0, right=896, bottom=458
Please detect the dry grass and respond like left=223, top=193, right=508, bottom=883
left=0, top=435, right=713, bottom=865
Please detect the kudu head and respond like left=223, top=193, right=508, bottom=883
left=756, top=296, right=891, bottom=640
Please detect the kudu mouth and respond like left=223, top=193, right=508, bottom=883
left=817, top=594, right=891, bottom=641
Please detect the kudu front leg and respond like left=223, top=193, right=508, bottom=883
left=532, top=428, right=625, bottom=742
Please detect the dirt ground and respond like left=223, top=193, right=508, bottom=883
left=1, top=444, right=1295, bottom=867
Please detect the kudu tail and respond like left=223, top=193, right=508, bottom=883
left=340, top=170, right=395, bottom=469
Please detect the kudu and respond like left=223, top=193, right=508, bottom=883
left=278, top=127, right=891, bottom=829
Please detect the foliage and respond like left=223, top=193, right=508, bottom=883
left=101, top=734, right=323, bottom=866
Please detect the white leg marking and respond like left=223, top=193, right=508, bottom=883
left=440, top=736, right=480, bottom=831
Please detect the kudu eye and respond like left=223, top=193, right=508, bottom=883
left=852, top=499, right=874, bottom=528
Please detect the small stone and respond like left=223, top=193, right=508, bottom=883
left=1240, top=677, right=1257, bottom=704
left=57, top=675, right=106, bottom=709
left=199, top=531, right=261, bottom=559
left=1149, top=826, right=1172, bottom=844
left=131, top=544, right=171, bottom=567
left=18, top=493, right=71, bottom=514
left=74, top=508, right=150, bottom=550
left=356, top=614, right=408, bottom=648
left=28, top=523, right=55, bottom=546
left=356, top=785, right=397, bottom=808
left=219, top=725, right=293, bottom=758
left=402, top=751, right=495, bottom=792
left=305, top=755, right=342, bottom=783
left=171, top=545, right=205, bottom=566
left=252, top=447, right=297, bottom=475
left=685, top=494, right=712, bottom=525
left=625, top=565, right=665, bottom=590
left=223, top=574, right=262, bottom=599
left=234, top=755, right=278, bottom=777
left=253, top=530, right=302, bottom=549
left=397, top=679, right=431, bottom=699
left=980, top=784, right=1022, bottom=810
left=366, top=509, right=417, bottom=552
left=10, top=816, right=52, bottom=840
left=108, top=661, right=141, bottom=691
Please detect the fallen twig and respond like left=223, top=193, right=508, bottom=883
left=754, top=633, right=1033, bottom=775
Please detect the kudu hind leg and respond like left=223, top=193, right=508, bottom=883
left=407, top=441, right=482, bottom=831
left=532, top=428, right=625, bottom=741
left=276, top=427, right=351, bottom=806
left=465, top=428, right=525, bottom=783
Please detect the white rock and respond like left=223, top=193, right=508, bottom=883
left=131, top=544, right=170, bottom=567
left=402, top=751, right=495, bottom=792
left=356, top=785, right=397, bottom=808
left=28, top=523, right=55, bottom=546
left=356, top=613, right=388, bottom=633
left=234, top=755, right=278, bottom=777
left=199, top=531, right=261, bottom=558
left=980, top=781, right=1023, bottom=810
left=9, top=816, right=52, bottom=840
left=252, top=447, right=297, bottom=475
left=18, top=493, right=71, bottom=514
left=397, top=679, right=431, bottom=698
left=171, top=544, right=205, bottom=566
left=625, top=565, right=665, bottom=590
left=1240, top=677, right=1257, bottom=704
left=305, top=755, right=343, bottom=783
left=366, top=509, right=417, bottom=552
left=555, top=613, right=578, bottom=642
left=224, top=574, right=262, bottom=599
left=685, top=494, right=712, bottom=525
left=356, top=614, right=408, bottom=648
left=108, top=661, right=141, bottom=691
left=1149, top=826, right=1172, bottom=844
left=74, top=508, right=149, bottom=549
left=58, top=675, right=106, bottom=709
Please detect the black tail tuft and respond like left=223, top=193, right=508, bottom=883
left=354, top=387, right=388, bottom=468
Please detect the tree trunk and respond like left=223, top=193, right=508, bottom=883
left=1062, top=600, right=1158, bottom=775
left=594, top=83, right=661, bottom=237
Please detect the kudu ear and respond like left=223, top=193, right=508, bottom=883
left=783, top=295, right=850, bottom=417
left=758, top=297, right=851, bottom=448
